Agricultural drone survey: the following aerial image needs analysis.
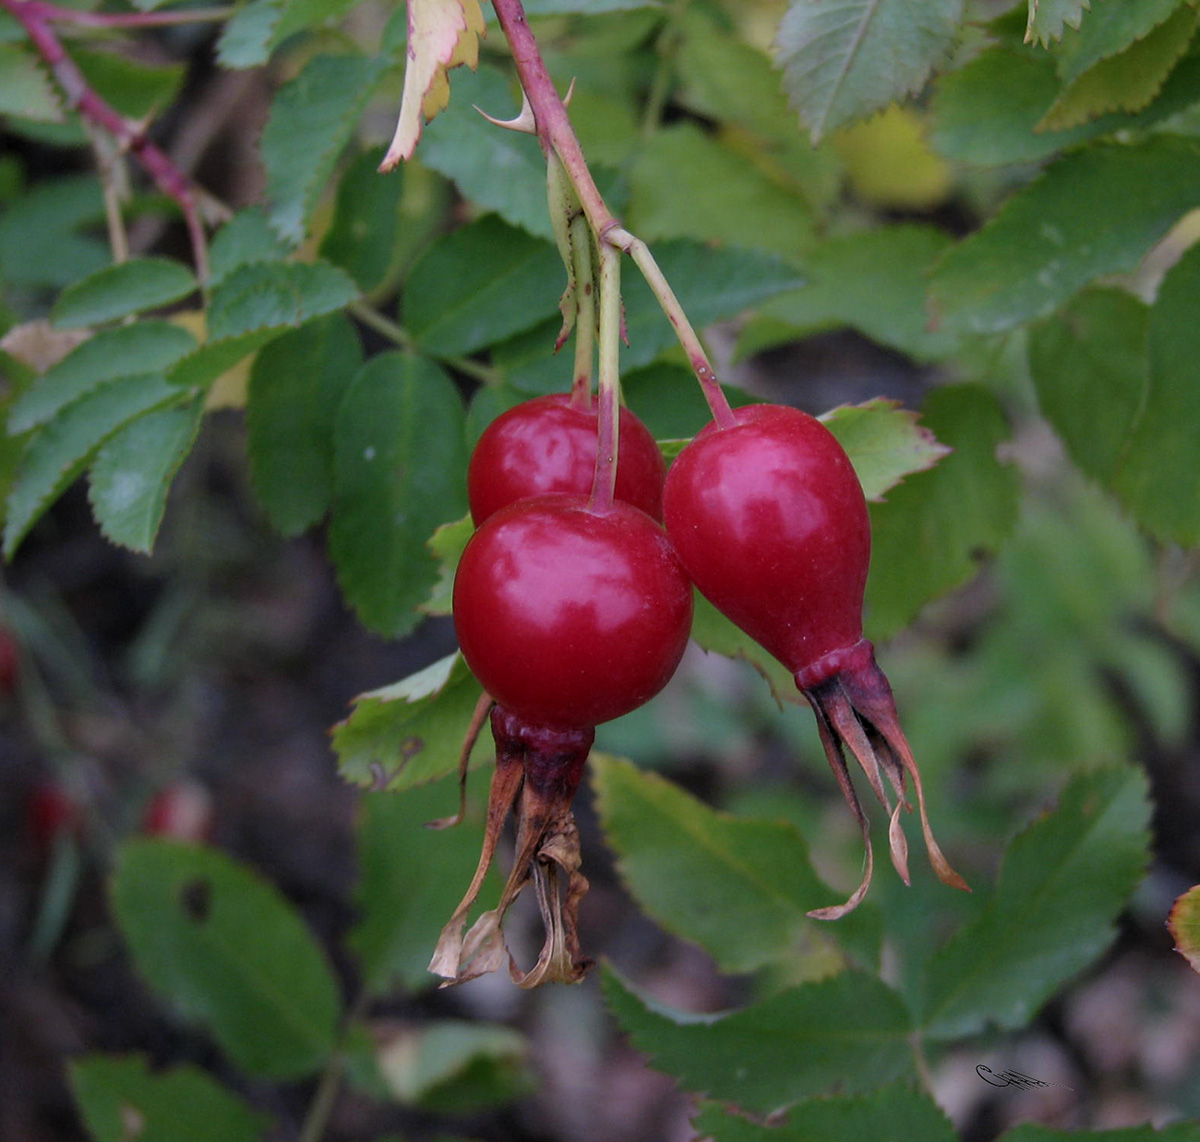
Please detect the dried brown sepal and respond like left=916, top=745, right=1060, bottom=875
left=426, top=691, right=494, bottom=830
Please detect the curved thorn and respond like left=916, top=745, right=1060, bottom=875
left=474, top=88, right=537, bottom=133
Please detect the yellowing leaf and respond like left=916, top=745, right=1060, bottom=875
left=834, top=105, right=951, bottom=211
left=380, top=0, right=485, bottom=170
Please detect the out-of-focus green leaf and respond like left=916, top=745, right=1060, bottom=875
left=1112, top=242, right=1200, bottom=546
left=419, top=66, right=554, bottom=240
left=1052, top=0, right=1186, bottom=83
left=922, top=765, right=1151, bottom=1039
left=602, top=965, right=913, bottom=1112
left=0, top=44, right=62, bottom=123
left=88, top=398, right=204, bottom=553
left=333, top=651, right=488, bottom=792
left=865, top=384, right=1019, bottom=641
left=627, top=123, right=814, bottom=258
left=4, top=374, right=187, bottom=557
left=403, top=216, right=562, bottom=357
left=0, top=175, right=107, bottom=289
left=208, top=208, right=293, bottom=286
left=329, top=353, right=468, bottom=636
left=112, top=839, right=342, bottom=1079
left=246, top=313, right=363, bottom=536
left=1028, top=287, right=1147, bottom=487
left=351, top=769, right=497, bottom=993
left=9, top=321, right=197, bottom=433
left=693, top=1084, right=958, bottom=1142
left=775, top=0, right=962, bottom=142
left=206, top=260, right=359, bottom=342
left=420, top=513, right=473, bottom=617
left=998, top=1122, right=1200, bottom=1142
left=591, top=754, right=863, bottom=975
left=72, top=46, right=184, bottom=120
left=50, top=259, right=196, bottom=330
left=69, top=1055, right=269, bottom=1142
left=1169, top=884, right=1200, bottom=975
left=319, top=148, right=406, bottom=294
left=928, top=138, right=1200, bottom=335
left=261, top=52, right=389, bottom=243
left=1025, top=0, right=1088, bottom=46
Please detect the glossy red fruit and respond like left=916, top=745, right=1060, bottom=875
left=453, top=494, right=692, bottom=730
left=662, top=403, right=869, bottom=684
left=467, top=393, right=665, bottom=526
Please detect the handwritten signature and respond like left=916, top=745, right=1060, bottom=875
left=976, top=1065, right=1073, bottom=1092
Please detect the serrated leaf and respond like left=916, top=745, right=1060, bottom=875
left=418, top=66, right=554, bottom=239
left=0, top=43, right=62, bottom=123
left=208, top=208, right=294, bottom=285
left=420, top=512, right=473, bottom=616
left=50, top=258, right=197, bottom=330
left=602, top=965, right=912, bottom=1112
left=329, top=352, right=468, bottom=636
left=0, top=175, right=107, bottom=289
left=333, top=651, right=488, bottom=791
left=739, top=225, right=957, bottom=362
left=71, top=46, right=184, bottom=121
left=216, top=0, right=287, bottom=68
left=167, top=330, right=281, bottom=391
left=1025, top=0, right=1088, bottom=47
left=69, top=1055, right=269, bottom=1142
left=262, top=52, right=390, bottom=243
left=4, top=374, right=187, bottom=557
left=1112, top=242, right=1200, bottom=547
left=693, top=1084, right=958, bottom=1142
left=1039, top=4, right=1198, bottom=131
left=206, top=260, right=359, bottom=342
left=928, top=138, right=1200, bottom=335
left=999, top=1126, right=1200, bottom=1142
left=381, top=0, right=484, bottom=168
left=627, top=122, right=814, bottom=258
left=111, top=838, right=342, bottom=1079
left=922, top=765, right=1151, bottom=1039
left=591, top=755, right=857, bottom=975
left=403, top=215, right=562, bottom=357
left=864, top=384, right=1019, bottom=641
left=9, top=321, right=197, bottom=433
left=822, top=398, right=951, bottom=502
left=1028, top=287, right=1148, bottom=487
left=1169, top=885, right=1200, bottom=974
left=774, top=0, right=963, bottom=143
left=246, top=314, right=363, bottom=537
left=351, top=772, right=497, bottom=993
left=319, top=148, right=406, bottom=294
left=1053, top=0, right=1184, bottom=83
left=87, top=398, right=204, bottom=553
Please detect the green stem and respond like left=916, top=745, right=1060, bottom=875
left=568, top=211, right=596, bottom=406
left=349, top=302, right=499, bottom=385
left=590, top=243, right=621, bottom=513
left=297, top=990, right=372, bottom=1142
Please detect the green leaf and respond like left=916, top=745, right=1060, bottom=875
left=1039, top=4, right=1198, bottom=130
left=0, top=43, right=62, bottom=123
left=351, top=771, right=498, bottom=994
left=1169, top=884, right=1200, bottom=975
left=4, top=374, right=187, bottom=557
left=261, top=52, right=389, bottom=243
left=9, top=321, right=197, bottom=433
left=822, top=398, right=951, bottom=502
left=998, top=1120, right=1200, bottom=1141
left=420, top=512, right=474, bottom=617
left=208, top=208, right=294, bottom=285
left=1025, top=0, right=1088, bottom=46
left=627, top=123, right=814, bottom=258
left=216, top=0, right=288, bottom=68
left=1052, top=0, right=1186, bottom=84
left=206, top=260, right=359, bottom=342
left=168, top=330, right=281, bottom=391
left=929, top=138, right=1200, bottom=335
left=591, top=755, right=857, bottom=975
left=922, top=765, right=1151, bottom=1039
left=1111, top=242, right=1200, bottom=547
left=333, top=651, right=488, bottom=792
left=246, top=313, right=363, bottom=536
left=739, top=225, right=958, bottom=362
left=69, top=1055, right=269, bottom=1142
left=418, top=66, right=555, bottom=239
left=403, top=215, right=563, bottom=357
left=0, top=175, right=108, bottom=289
left=1027, top=287, right=1148, bottom=487
left=693, top=1084, right=958, bottom=1142
left=51, top=258, right=197, bottom=330
left=329, top=352, right=468, bottom=636
left=319, top=148, right=406, bottom=294
left=689, top=590, right=800, bottom=705
left=621, top=364, right=760, bottom=443
left=775, top=0, right=963, bottom=143
left=88, top=399, right=203, bottom=553
left=602, top=965, right=913, bottom=1112
left=72, top=45, right=184, bottom=120
left=111, top=838, right=342, bottom=1079
left=864, top=384, right=1020, bottom=641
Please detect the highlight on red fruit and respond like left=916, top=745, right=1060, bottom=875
left=467, top=393, right=665, bottom=526
left=141, top=780, right=214, bottom=844
left=663, top=402, right=967, bottom=917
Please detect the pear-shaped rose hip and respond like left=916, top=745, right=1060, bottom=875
left=663, top=403, right=967, bottom=917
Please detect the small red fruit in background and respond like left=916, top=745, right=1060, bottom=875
left=0, top=626, right=19, bottom=696
left=27, top=780, right=83, bottom=852
left=141, top=780, right=214, bottom=844
left=664, top=403, right=967, bottom=916
left=467, top=393, right=665, bottom=526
